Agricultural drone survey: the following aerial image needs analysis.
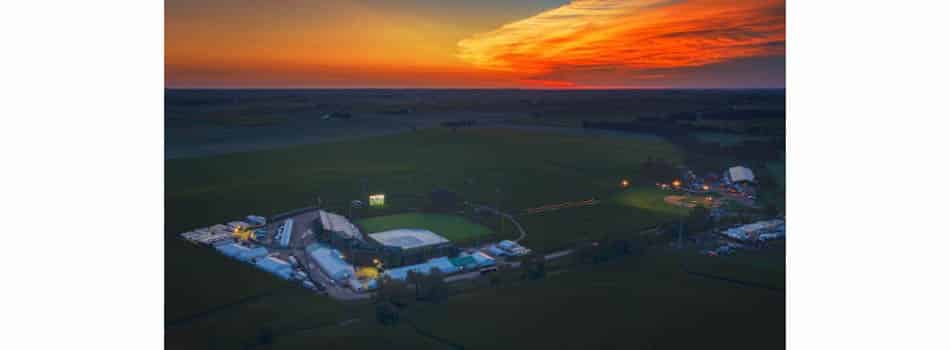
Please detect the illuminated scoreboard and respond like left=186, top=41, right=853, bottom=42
left=369, top=194, right=385, bottom=207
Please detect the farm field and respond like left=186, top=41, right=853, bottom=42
left=404, top=249, right=785, bottom=350
left=166, top=245, right=785, bottom=350
left=165, top=239, right=295, bottom=322
left=684, top=242, right=787, bottom=289
left=165, top=127, right=685, bottom=331
left=692, top=131, right=769, bottom=145
left=767, top=161, right=786, bottom=189
left=358, top=213, right=492, bottom=243
left=165, top=127, right=684, bottom=241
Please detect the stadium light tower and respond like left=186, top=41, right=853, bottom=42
left=496, top=187, right=504, bottom=235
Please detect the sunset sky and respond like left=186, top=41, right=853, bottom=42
left=166, top=0, right=785, bottom=88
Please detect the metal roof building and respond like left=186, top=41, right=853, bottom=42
left=369, top=229, right=450, bottom=251
left=306, top=243, right=355, bottom=281
left=274, top=218, right=294, bottom=247
left=382, top=256, right=461, bottom=281
left=253, top=257, right=294, bottom=280
left=215, top=242, right=249, bottom=259
left=725, top=166, right=756, bottom=183
left=721, top=219, right=785, bottom=241
left=450, top=251, right=496, bottom=270
left=319, top=210, right=363, bottom=241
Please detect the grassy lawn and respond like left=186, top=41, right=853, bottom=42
left=766, top=161, right=786, bottom=189
left=358, top=213, right=492, bottom=243
left=683, top=242, right=787, bottom=289
left=166, top=127, right=686, bottom=317
left=165, top=285, right=363, bottom=350
left=611, top=187, right=691, bottom=216
left=165, top=239, right=295, bottom=322
left=165, top=127, right=688, bottom=347
left=165, top=127, right=684, bottom=240
left=692, top=131, right=768, bottom=146
left=406, top=249, right=785, bottom=350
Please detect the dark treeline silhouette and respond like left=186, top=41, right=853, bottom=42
left=440, top=120, right=477, bottom=128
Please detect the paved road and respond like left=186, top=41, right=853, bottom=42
left=296, top=252, right=371, bottom=301
left=443, top=249, right=574, bottom=283
left=470, top=204, right=527, bottom=242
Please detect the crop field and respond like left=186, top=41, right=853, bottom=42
left=767, top=161, right=786, bottom=189
left=684, top=242, right=787, bottom=289
left=405, top=249, right=785, bottom=350
left=692, top=131, right=769, bottom=145
left=165, top=127, right=699, bottom=347
left=165, top=240, right=296, bottom=322
left=166, top=246, right=785, bottom=350
left=358, top=213, right=492, bottom=243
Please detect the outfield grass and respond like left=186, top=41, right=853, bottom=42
left=611, top=187, right=691, bottom=216
left=358, top=213, right=492, bottom=243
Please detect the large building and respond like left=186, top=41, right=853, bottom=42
left=306, top=243, right=355, bottom=282
left=317, top=210, right=364, bottom=247
left=368, top=229, right=456, bottom=266
left=721, top=219, right=785, bottom=241
left=724, top=166, right=756, bottom=184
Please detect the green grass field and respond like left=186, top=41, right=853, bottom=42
left=692, top=131, right=768, bottom=146
left=766, top=161, right=786, bottom=189
left=404, top=248, right=785, bottom=350
left=165, top=127, right=787, bottom=349
left=358, top=213, right=492, bottom=243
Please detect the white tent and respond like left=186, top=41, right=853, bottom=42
left=727, top=166, right=755, bottom=183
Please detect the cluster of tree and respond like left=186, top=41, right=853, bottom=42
left=639, top=157, right=680, bottom=183
left=673, top=134, right=784, bottom=167
left=375, top=302, right=400, bottom=326
left=407, top=269, right=450, bottom=302
left=572, top=236, right=648, bottom=265
left=440, top=120, right=477, bottom=129
left=518, top=253, right=547, bottom=280
left=325, top=111, right=353, bottom=119
left=684, top=206, right=714, bottom=233
left=374, top=269, right=450, bottom=325
left=582, top=120, right=679, bottom=136
left=582, top=114, right=785, bottom=138
left=427, top=188, right=460, bottom=212
left=380, top=107, right=413, bottom=114
left=694, top=109, right=785, bottom=121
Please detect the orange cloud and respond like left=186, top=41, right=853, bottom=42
left=458, top=0, right=785, bottom=85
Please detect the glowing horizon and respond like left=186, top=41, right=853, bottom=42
left=165, top=0, right=785, bottom=89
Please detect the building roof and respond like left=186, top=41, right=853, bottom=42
left=369, top=229, right=450, bottom=250
left=215, top=243, right=249, bottom=258
left=728, top=166, right=756, bottom=182
left=319, top=210, right=363, bottom=240
left=307, top=243, right=355, bottom=281
left=254, top=257, right=293, bottom=279
left=451, top=252, right=497, bottom=269
left=383, top=257, right=460, bottom=281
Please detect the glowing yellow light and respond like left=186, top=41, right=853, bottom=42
left=672, top=180, right=681, bottom=187
left=702, top=184, right=710, bottom=191
left=620, top=179, right=629, bottom=187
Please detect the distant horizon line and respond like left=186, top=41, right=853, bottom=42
left=165, top=87, right=786, bottom=91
